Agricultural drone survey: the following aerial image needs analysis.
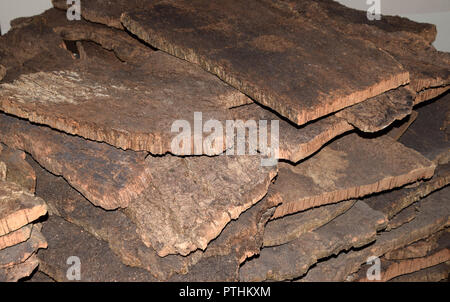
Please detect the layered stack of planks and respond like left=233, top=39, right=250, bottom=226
left=0, top=0, right=448, bottom=282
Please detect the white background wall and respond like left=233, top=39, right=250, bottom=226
left=0, top=0, right=449, bottom=51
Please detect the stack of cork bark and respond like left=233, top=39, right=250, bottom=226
left=0, top=0, right=448, bottom=282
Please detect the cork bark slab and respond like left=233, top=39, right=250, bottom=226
left=0, top=226, right=46, bottom=268
left=38, top=215, right=157, bottom=282
left=127, top=155, right=277, bottom=257
left=0, top=180, right=47, bottom=236
left=263, top=200, right=355, bottom=247
left=278, top=0, right=450, bottom=96
left=121, top=0, right=409, bottom=126
left=0, top=143, right=36, bottom=193
left=390, top=262, right=450, bottom=282
left=335, top=87, right=414, bottom=132
left=239, top=201, right=387, bottom=281
left=0, top=224, right=33, bottom=251
left=364, top=163, right=449, bottom=220
left=0, top=9, right=251, bottom=155
left=299, top=187, right=450, bottom=282
left=385, top=230, right=447, bottom=260
left=356, top=249, right=450, bottom=282
left=0, top=113, right=152, bottom=210
left=270, top=133, right=435, bottom=219
left=399, top=93, right=450, bottom=164
left=0, top=254, right=39, bottom=282
left=386, top=204, right=418, bottom=231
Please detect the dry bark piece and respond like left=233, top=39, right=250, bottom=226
left=121, top=0, right=409, bottom=126
left=0, top=114, right=152, bottom=210
left=270, top=133, right=435, bottom=219
left=390, top=262, right=450, bottom=282
left=239, top=201, right=387, bottom=281
left=335, top=87, right=414, bottom=132
left=399, top=93, right=450, bottom=164
left=414, top=86, right=450, bottom=105
left=386, top=204, right=417, bottom=231
left=38, top=215, right=157, bottom=282
left=127, top=155, right=277, bottom=257
left=232, top=103, right=353, bottom=163
left=0, top=143, right=36, bottom=193
left=364, top=163, right=449, bottom=220
left=263, top=199, right=355, bottom=247
left=0, top=254, right=39, bottom=282
left=299, top=187, right=450, bottom=282
left=356, top=249, right=450, bottom=282
left=384, top=230, right=447, bottom=260
left=0, top=180, right=47, bottom=236
left=0, top=9, right=251, bottom=154
left=277, top=0, right=450, bottom=97
left=387, top=111, right=418, bottom=141
left=0, top=226, right=46, bottom=268
left=0, top=224, right=33, bottom=251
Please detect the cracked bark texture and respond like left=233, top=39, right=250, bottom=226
left=270, top=133, right=435, bottom=219
left=121, top=0, right=409, bottom=126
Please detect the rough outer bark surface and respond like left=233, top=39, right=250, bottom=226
left=0, top=143, right=36, bottom=193
left=38, top=215, right=157, bottom=282
left=384, top=230, right=446, bottom=260
left=121, top=0, right=409, bottom=126
left=389, top=262, right=449, bottom=282
left=0, top=254, right=39, bottom=282
left=239, top=201, right=387, bottom=281
left=0, top=113, right=152, bottom=210
left=356, top=249, right=450, bottom=282
left=0, top=9, right=251, bottom=155
left=0, top=180, right=47, bottom=236
left=364, top=163, right=449, bottom=220
left=335, top=87, right=414, bottom=132
left=30, top=153, right=277, bottom=277
left=399, top=93, right=450, bottom=164
left=263, top=200, right=355, bottom=247
left=127, top=155, right=277, bottom=257
left=299, top=187, right=450, bottom=282
left=386, top=204, right=418, bottom=231
left=270, top=133, right=435, bottom=219
left=0, top=226, right=46, bottom=268
left=0, top=224, right=32, bottom=251
left=276, top=0, right=450, bottom=96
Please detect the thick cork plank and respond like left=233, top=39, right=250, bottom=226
left=239, top=201, right=387, bottom=281
left=0, top=180, right=47, bottom=236
left=263, top=200, right=355, bottom=247
left=0, top=254, right=39, bottom=282
left=399, top=93, right=450, bottom=164
left=0, top=9, right=251, bottom=155
left=355, top=249, right=450, bottom=282
left=0, top=143, right=36, bottom=193
left=0, top=224, right=33, bottom=251
left=121, top=0, right=409, bottom=126
left=0, top=113, right=152, bottom=210
left=364, top=163, right=449, bottom=220
left=278, top=0, right=450, bottom=97
left=390, top=262, right=449, bottom=282
left=38, top=215, right=157, bottom=282
left=385, top=230, right=447, bottom=260
left=335, top=87, right=414, bottom=132
left=270, top=133, right=435, bottom=219
left=0, top=226, right=46, bottom=268
left=299, top=187, right=450, bottom=282
left=30, top=154, right=278, bottom=281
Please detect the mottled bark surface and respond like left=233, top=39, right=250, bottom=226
left=239, top=201, right=387, bottom=281
left=0, top=254, right=39, bottom=282
left=0, top=143, right=36, bottom=193
left=270, top=133, right=435, bottom=219
left=299, top=187, right=450, bottom=281
left=390, top=262, right=449, bottom=282
left=122, top=0, right=408, bottom=126
left=0, top=224, right=32, bottom=251
left=0, top=180, right=47, bottom=236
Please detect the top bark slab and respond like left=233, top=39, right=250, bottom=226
left=121, top=0, right=409, bottom=126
